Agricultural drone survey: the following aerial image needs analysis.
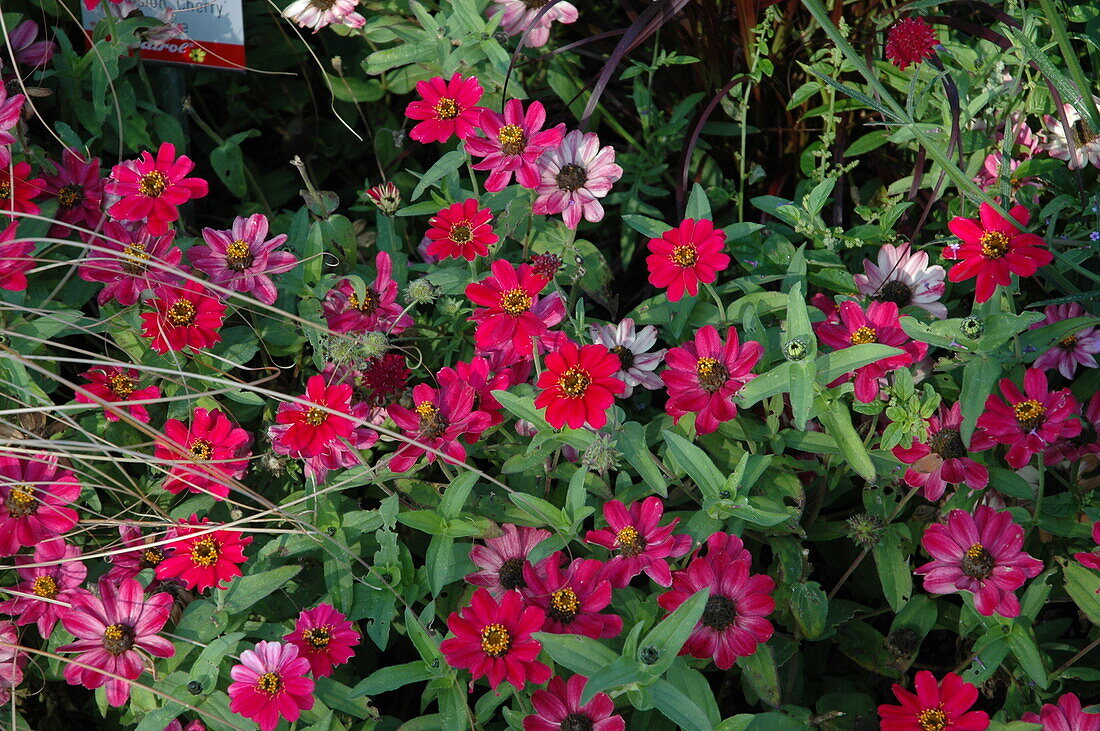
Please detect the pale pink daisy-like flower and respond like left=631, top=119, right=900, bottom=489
left=1043, top=101, right=1100, bottom=170
left=532, top=130, right=622, bottom=230
left=228, top=641, right=315, bottom=731
left=0, top=621, right=26, bottom=706
left=1030, top=303, right=1100, bottom=380
left=853, top=242, right=948, bottom=319
left=489, top=0, right=578, bottom=47
left=1021, top=693, right=1100, bottom=730
left=466, top=523, right=552, bottom=595
left=281, top=0, right=364, bottom=32
left=0, top=539, right=87, bottom=639
left=588, top=318, right=666, bottom=397
left=465, top=99, right=566, bottom=191
left=189, top=214, right=298, bottom=305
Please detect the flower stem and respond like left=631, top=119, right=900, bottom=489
left=704, top=282, right=727, bottom=324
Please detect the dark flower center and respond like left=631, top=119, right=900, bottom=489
left=33, top=575, right=59, bottom=598
left=559, top=367, right=591, bottom=397
left=701, top=595, right=738, bottom=631
left=449, top=223, right=473, bottom=244
left=304, top=407, right=328, bottom=426
left=109, top=373, right=136, bottom=397
left=555, top=163, right=588, bottom=192
left=548, top=587, right=580, bottom=624
left=57, top=184, right=84, bottom=208
left=560, top=715, right=594, bottom=731
left=523, top=0, right=551, bottom=8
left=1013, top=399, right=1046, bottom=431
left=311, top=0, right=337, bottom=9
left=669, top=245, right=698, bottom=268
left=695, top=357, right=730, bottom=394
left=1072, top=119, right=1099, bottom=146
left=616, top=525, right=646, bottom=557
left=498, top=557, right=526, bottom=590
left=530, top=253, right=563, bottom=278
left=303, top=626, right=332, bottom=650
left=499, top=288, right=532, bottom=316
left=167, top=298, right=197, bottom=326
left=928, top=429, right=966, bottom=459
left=0, top=182, right=10, bottom=199
left=497, top=124, right=527, bottom=156
left=140, top=547, right=164, bottom=569
left=5, top=485, right=37, bottom=518
left=103, top=623, right=136, bottom=655
left=480, top=623, right=511, bottom=657
left=190, top=537, right=221, bottom=567
left=849, top=326, right=877, bottom=345
left=876, top=279, right=913, bottom=307
left=961, top=543, right=995, bottom=580
left=225, top=239, right=254, bottom=271
left=349, top=288, right=379, bottom=315
left=139, top=171, right=168, bottom=197
left=917, top=708, right=948, bottom=731
left=121, top=242, right=151, bottom=274
left=256, top=671, right=282, bottom=695
left=979, top=231, right=1010, bottom=259
left=1058, top=334, right=1078, bottom=351
left=415, top=402, right=447, bottom=439
left=611, top=344, right=634, bottom=371
left=434, top=98, right=459, bottom=120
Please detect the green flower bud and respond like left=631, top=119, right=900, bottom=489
left=960, top=316, right=984, bottom=339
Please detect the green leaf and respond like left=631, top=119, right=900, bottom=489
left=509, top=493, right=568, bottom=531
left=872, top=526, right=912, bottom=613
left=648, top=679, right=714, bottom=731
left=579, top=657, right=646, bottom=704
left=221, top=565, right=301, bottom=614
left=411, top=150, right=467, bottom=200
left=737, top=362, right=792, bottom=408
left=1063, top=560, right=1100, bottom=626
left=960, top=357, right=1001, bottom=447
left=534, top=633, right=619, bottom=677
left=349, top=661, right=434, bottom=698
left=623, top=214, right=668, bottom=239
left=685, top=183, right=712, bottom=220
left=619, top=422, right=669, bottom=497
left=638, top=588, right=709, bottom=678
left=209, top=130, right=259, bottom=198
left=661, top=431, right=725, bottom=495
left=789, top=359, right=817, bottom=431
left=736, top=646, right=781, bottom=708
left=405, top=606, right=443, bottom=664
left=791, top=581, right=829, bottom=640
left=437, top=678, right=469, bottom=730
left=439, top=471, right=477, bottom=519
left=817, top=397, right=875, bottom=482
left=815, top=344, right=904, bottom=385
left=1007, top=623, right=1049, bottom=689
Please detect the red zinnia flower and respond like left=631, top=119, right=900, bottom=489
left=0, top=221, right=35, bottom=292
left=466, top=99, right=566, bottom=191
left=42, top=148, right=105, bottom=235
left=321, top=252, right=412, bottom=334
left=283, top=603, right=360, bottom=678
left=523, top=675, right=625, bottom=731
left=387, top=382, right=492, bottom=473
left=228, top=641, right=315, bottom=731
left=585, top=497, right=692, bottom=588
left=0, top=539, right=86, bottom=639
left=405, top=73, right=488, bottom=144
left=57, top=577, right=175, bottom=707
left=885, top=17, right=939, bottom=70
left=534, top=341, right=625, bottom=430
left=945, top=202, right=1052, bottom=304
left=466, top=523, right=552, bottom=595
left=425, top=198, right=498, bottom=261
left=440, top=588, right=551, bottom=691
left=878, top=670, right=990, bottom=730
left=0, top=161, right=44, bottom=218
left=661, top=325, right=763, bottom=434
left=893, top=402, right=989, bottom=501
left=646, top=218, right=730, bottom=302
left=1075, top=522, right=1100, bottom=572
left=1021, top=693, right=1100, bottom=730
left=79, top=223, right=184, bottom=306
left=105, top=142, right=209, bottom=235
left=271, top=375, right=355, bottom=459
left=0, top=452, right=81, bottom=556
left=466, top=259, right=563, bottom=356
left=156, top=515, right=253, bottom=592
left=522, top=552, right=623, bottom=639
left=155, top=407, right=252, bottom=499
left=75, top=365, right=161, bottom=424
left=971, top=368, right=1082, bottom=468
left=140, top=280, right=226, bottom=354
left=915, top=506, right=1043, bottom=617
left=437, top=356, right=509, bottom=434
left=814, top=300, right=927, bottom=403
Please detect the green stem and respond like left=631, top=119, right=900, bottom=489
left=1038, top=0, right=1100, bottom=130
left=704, top=282, right=727, bottom=324
left=1034, top=458, right=1045, bottom=526
left=465, top=157, right=480, bottom=198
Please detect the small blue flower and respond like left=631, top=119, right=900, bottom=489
left=1091, top=231, right=1100, bottom=241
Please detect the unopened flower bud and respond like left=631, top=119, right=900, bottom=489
left=783, top=337, right=808, bottom=362
left=530, top=252, right=563, bottom=279
left=366, top=181, right=401, bottom=215
left=581, top=433, right=621, bottom=474
left=639, top=645, right=660, bottom=665
left=406, top=278, right=441, bottom=305
left=846, top=512, right=884, bottom=548
left=960, top=316, right=983, bottom=339
left=187, top=680, right=203, bottom=695
left=359, top=330, right=390, bottom=360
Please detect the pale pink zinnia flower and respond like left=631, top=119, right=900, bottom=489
left=0, top=621, right=26, bottom=706
left=588, top=318, right=665, bottom=397
left=1031, top=303, right=1100, bottom=380
left=488, top=0, right=578, bottom=47
left=1043, top=101, right=1100, bottom=170
left=853, top=242, right=947, bottom=319
left=532, top=130, right=622, bottom=230
left=282, top=0, right=364, bottom=32
left=189, top=214, right=298, bottom=305
left=466, top=523, right=552, bottom=595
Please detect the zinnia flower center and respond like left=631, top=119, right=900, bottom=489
left=304, top=407, right=328, bottom=426
left=138, top=171, right=169, bottom=197
left=348, top=288, right=379, bottom=315
left=0, top=182, right=11, bottom=199
left=57, top=184, right=84, bottom=207
left=917, top=707, right=948, bottom=731
left=434, top=97, right=460, bottom=120
left=109, top=373, right=136, bottom=397
left=449, top=223, right=473, bottom=244
left=616, top=525, right=645, bottom=557
left=555, top=163, right=588, bottom=192
left=256, top=672, right=282, bottom=695
left=849, top=326, right=878, bottom=345
left=701, top=595, right=737, bottom=631
left=928, top=429, right=966, bottom=459
left=1072, top=119, right=1099, bottom=146
left=669, top=245, right=698, bottom=267
left=415, top=401, right=447, bottom=439
left=497, top=557, right=526, bottom=590
left=548, top=587, right=580, bottom=623
left=225, top=239, right=254, bottom=271
left=5, top=485, right=36, bottom=518
left=979, top=230, right=1010, bottom=259
left=610, top=345, right=634, bottom=370
left=1058, top=334, right=1078, bottom=351
left=559, top=716, right=594, bottom=731
left=876, top=279, right=913, bottom=307
left=696, top=357, right=730, bottom=394
left=140, top=547, right=164, bottom=568
left=190, top=536, right=221, bottom=567
left=190, top=439, right=213, bottom=461
left=559, top=367, right=591, bottom=397
left=499, top=288, right=532, bottom=316
left=523, top=0, right=551, bottom=8
left=480, top=623, right=512, bottom=658
left=311, top=0, right=337, bottom=9
left=1013, top=399, right=1046, bottom=431
left=103, top=623, right=136, bottom=655
left=961, top=543, right=995, bottom=580
left=167, top=298, right=197, bottom=326
left=121, top=242, right=151, bottom=274
left=33, top=575, right=59, bottom=598
left=302, top=626, right=332, bottom=650
left=497, top=124, right=527, bottom=155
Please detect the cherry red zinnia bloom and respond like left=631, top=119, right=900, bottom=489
left=405, top=73, right=487, bottom=144
left=283, top=603, right=360, bottom=678
left=646, top=218, right=730, bottom=302
left=532, top=130, right=622, bottom=230
left=440, top=588, right=551, bottom=691
left=915, top=506, right=1043, bottom=617
left=466, top=100, right=567, bottom=191
left=140, top=280, right=225, bottom=354
left=155, top=407, right=252, bottom=500
left=75, top=365, right=160, bottom=424
left=189, top=214, right=298, bottom=305
left=523, top=675, right=625, bottom=731
left=321, top=252, right=412, bottom=334
left=662, top=325, right=763, bottom=435
left=971, top=368, right=1082, bottom=468
left=57, top=577, right=175, bottom=707
left=1076, top=522, right=1100, bottom=573
left=945, top=202, right=1052, bottom=304
left=885, top=17, right=939, bottom=71
left=1021, top=693, right=1100, bottom=730
left=466, top=259, right=564, bottom=356
left=425, top=198, right=499, bottom=261
left=0, top=161, right=44, bottom=218
left=387, top=382, right=492, bottom=473
left=42, top=148, right=105, bottom=235
left=522, top=552, right=622, bottom=639
left=893, top=402, right=990, bottom=501
left=0, top=539, right=86, bottom=639
left=466, top=523, right=552, bottom=595
left=228, top=641, right=315, bottom=731
left=79, top=222, right=183, bottom=306
left=156, top=515, right=253, bottom=592
left=271, top=375, right=355, bottom=459
left=0, top=452, right=81, bottom=556
left=535, top=342, right=624, bottom=430
left=437, top=356, right=509, bottom=434
left=106, top=142, right=209, bottom=235
left=814, top=300, right=927, bottom=403
left=0, top=222, right=35, bottom=292
left=878, top=671, right=989, bottom=730
left=585, top=497, right=692, bottom=588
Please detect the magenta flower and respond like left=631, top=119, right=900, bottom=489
left=466, top=259, right=565, bottom=356
left=437, top=357, right=510, bottom=434
left=8, top=20, right=57, bottom=68
left=404, top=73, right=488, bottom=144
left=0, top=539, right=86, bottom=639
left=0, top=452, right=81, bottom=556
left=189, top=214, right=298, bottom=305
left=0, top=221, right=35, bottom=292
left=282, top=400, right=379, bottom=484
left=814, top=300, right=928, bottom=403
left=154, top=407, right=253, bottom=500
left=1021, top=693, right=1100, bottom=730
left=971, top=368, right=1082, bottom=468
left=106, top=142, right=209, bottom=235
left=523, top=675, right=625, bottom=731
left=489, top=0, right=579, bottom=47
left=879, top=671, right=989, bottom=731
left=75, top=365, right=161, bottom=424
left=0, top=160, right=44, bottom=218
left=322, top=252, right=412, bottom=334
left=42, top=148, right=105, bottom=235
left=283, top=603, right=360, bottom=678
left=585, top=497, right=692, bottom=588
left=1031, top=303, right=1100, bottom=379
left=228, top=641, right=315, bottom=731
left=661, top=325, right=763, bottom=435
left=424, top=198, right=498, bottom=261
left=522, top=552, right=622, bottom=639
left=156, top=515, right=252, bottom=592
left=885, top=17, right=939, bottom=71
left=78, top=222, right=184, bottom=306
left=532, top=130, right=623, bottom=229
left=387, top=382, right=492, bottom=473
left=466, top=100, right=566, bottom=191
left=466, top=523, right=552, bottom=595
left=645, top=218, right=730, bottom=302
left=853, top=242, right=947, bottom=319
left=0, top=87, right=24, bottom=149
left=269, top=375, right=355, bottom=459
left=104, top=524, right=171, bottom=585
left=1075, top=522, right=1100, bottom=573
left=892, top=402, right=989, bottom=501
left=0, top=621, right=26, bottom=706
left=57, top=577, right=175, bottom=707
left=916, top=506, right=1043, bottom=617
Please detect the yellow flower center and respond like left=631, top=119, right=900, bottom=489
left=103, top=622, right=135, bottom=655
left=917, top=707, right=948, bottom=731
left=961, top=543, right=995, bottom=580
left=449, top=223, right=473, bottom=244
left=498, top=124, right=527, bottom=155
left=256, top=672, right=282, bottom=695
left=849, top=326, right=878, bottom=345
left=348, top=289, right=378, bottom=315
left=138, top=171, right=169, bottom=197
left=979, top=230, right=1010, bottom=259
left=1058, top=334, right=1078, bottom=351
left=108, top=373, right=135, bottom=397
left=669, top=245, right=698, bottom=267
left=121, top=242, right=151, bottom=274
left=434, top=97, right=459, bottom=120
left=302, top=626, right=332, bottom=650
left=500, top=288, right=532, bottom=316
left=1013, top=399, right=1046, bottom=430
left=190, top=537, right=220, bottom=567
left=166, top=298, right=197, bottom=326
left=480, top=623, right=511, bottom=657
left=559, top=366, right=591, bottom=397
left=550, top=587, right=580, bottom=620
left=304, top=407, right=327, bottom=426
left=415, top=401, right=447, bottom=439
left=57, top=185, right=83, bottom=207
left=190, top=439, right=213, bottom=461
left=33, top=575, right=59, bottom=598
left=6, top=485, right=36, bottom=518
left=140, top=548, right=164, bottom=568
left=225, top=239, right=253, bottom=271
left=0, top=182, right=11, bottom=199
left=616, top=525, right=644, bottom=557
left=696, top=357, right=730, bottom=394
